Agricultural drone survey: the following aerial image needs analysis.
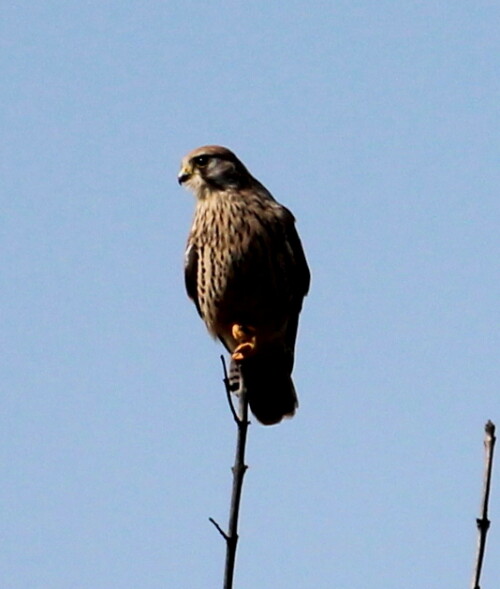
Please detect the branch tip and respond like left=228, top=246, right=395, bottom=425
left=485, top=420, right=495, bottom=437
left=220, top=355, right=242, bottom=424
left=470, top=419, right=496, bottom=589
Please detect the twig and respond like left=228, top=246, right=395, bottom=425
left=209, top=517, right=229, bottom=541
left=220, top=355, right=240, bottom=424
left=209, top=356, right=250, bottom=589
left=471, top=420, right=496, bottom=589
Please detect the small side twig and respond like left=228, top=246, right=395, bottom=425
left=209, top=356, right=250, bottom=589
left=471, top=420, right=496, bottom=589
left=209, top=517, right=229, bottom=541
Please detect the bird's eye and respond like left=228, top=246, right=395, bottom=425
left=193, top=155, right=209, bottom=167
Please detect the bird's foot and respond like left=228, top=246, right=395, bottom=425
left=231, top=324, right=257, bottom=362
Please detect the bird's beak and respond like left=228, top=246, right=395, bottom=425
left=178, top=164, right=193, bottom=185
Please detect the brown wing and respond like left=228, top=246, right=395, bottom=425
left=283, top=207, right=310, bottom=300
left=184, top=242, right=202, bottom=317
left=282, top=207, right=310, bottom=360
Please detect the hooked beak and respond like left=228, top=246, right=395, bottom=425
left=178, top=164, right=192, bottom=185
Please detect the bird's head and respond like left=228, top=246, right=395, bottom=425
left=178, top=146, right=251, bottom=197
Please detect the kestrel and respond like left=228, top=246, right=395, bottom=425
left=179, top=146, right=310, bottom=425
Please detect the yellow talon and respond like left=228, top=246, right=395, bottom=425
left=231, top=324, right=257, bottom=361
left=232, top=342, right=256, bottom=361
left=231, top=324, right=251, bottom=341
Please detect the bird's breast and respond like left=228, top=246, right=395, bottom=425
left=191, top=196, right=289, bottom=339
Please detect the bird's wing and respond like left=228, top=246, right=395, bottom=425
left=283, top=207, right=310, bottom=301
left=184, top=242, right=202, bottom=317
left=281, top=207, right=310, bottom=367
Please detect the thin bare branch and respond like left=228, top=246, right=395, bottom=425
left=220, top=355, right=240, bottom=424
left=471, top=420, right=496, bottom=589
left=210, top=358, right=250, bottom=589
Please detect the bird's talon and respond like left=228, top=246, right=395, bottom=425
left=231, top=324, right=257, bottom=361
left=232, top=341, right=257, bottom=362
left=232, top=323, right=255, bottom=341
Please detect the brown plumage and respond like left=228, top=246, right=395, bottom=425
left=179, top=145, right=310, bottom=425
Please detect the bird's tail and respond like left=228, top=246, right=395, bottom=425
left=230, top=349, right=298, bottom=426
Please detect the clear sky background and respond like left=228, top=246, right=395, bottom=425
left=1, top=2, right=499, bottom=588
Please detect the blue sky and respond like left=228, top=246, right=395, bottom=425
left=1, top=2, right=499, bottom=587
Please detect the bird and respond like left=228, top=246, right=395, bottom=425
left=179, top=145, right=310, bottom=425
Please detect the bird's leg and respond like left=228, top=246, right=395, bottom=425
left=231, top=324, right=257, bottom=361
